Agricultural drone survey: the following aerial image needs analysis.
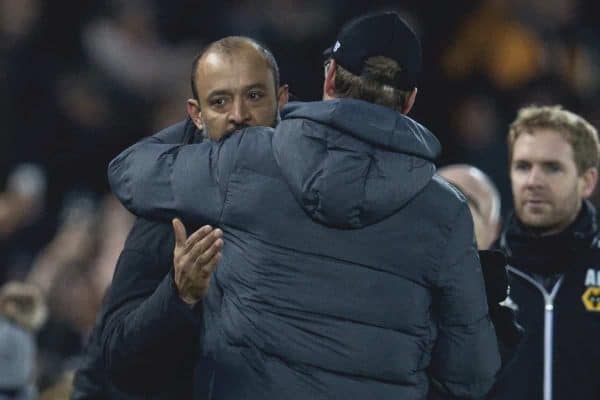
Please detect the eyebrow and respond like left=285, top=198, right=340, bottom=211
left=513, top=158, right=567, bottom=167
left=207, top=83, right=268, bottom=98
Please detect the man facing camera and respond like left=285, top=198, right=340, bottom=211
left=492, top=105, right=600, bottom=400
left=73, top=37, right=289, bottom=399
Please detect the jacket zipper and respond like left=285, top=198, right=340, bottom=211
left=507, top=266, right=563, bottom=400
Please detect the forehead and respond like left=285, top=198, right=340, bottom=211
left=512, top=129, right=575, bottom=164
left=195, top=48, right=274, bottom=97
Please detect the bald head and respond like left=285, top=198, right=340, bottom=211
left=439, top=164, right=501, bottom=249
left=191, top=36, right=280, bottom=101
left=186, top=36, right=288, bottom=141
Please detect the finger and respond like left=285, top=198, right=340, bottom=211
left=172, top=218, right=187, bottom=247
left=185, top=225, right=213, bottom=251
left=188, top=229, right=223, bottom=261
left=193, top=238, right=223, bottom=266
left=201, top=252, right=221, bottom=277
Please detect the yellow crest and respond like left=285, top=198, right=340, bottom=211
left=582, top=287, right=600, bottom=312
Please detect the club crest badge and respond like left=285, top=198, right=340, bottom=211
left=582, top=269, right=600, bottom=312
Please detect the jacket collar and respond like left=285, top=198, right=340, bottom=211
left=500, top=201, right=599, bottom=274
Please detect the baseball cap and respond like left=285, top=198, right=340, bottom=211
left=323, top=12, right=421, bottom=90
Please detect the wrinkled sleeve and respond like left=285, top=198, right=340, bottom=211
left=429, top=203, right=501, bottom=399
left=108, top=134, right=239, bottom=224
left=99, top=220, right=202, bottom=395
left=102, top=263, right=200, bottom=394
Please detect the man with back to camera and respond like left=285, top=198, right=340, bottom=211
left=490, top=105, right=600, bottom=400
left=107, top=12, right=501, bottom=399
left=71, top=37, right=288, bottom=399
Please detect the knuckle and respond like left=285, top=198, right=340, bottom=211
left=198, top=269, right=210, bottom=280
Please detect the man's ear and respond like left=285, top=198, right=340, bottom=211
left=401, top=88, right=418, bottom=115
left=580, top=167, right=598, bottom=199
left=187, top=99, right=203, bottom=130
left=323, top=59, right=337, bottom=100
left=277, top=84, right=289, bottom=110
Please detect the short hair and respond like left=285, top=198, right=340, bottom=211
left=332, top=56, right=413, bottom=112
left=508, top=105, right=600, bottom=174
left=190, top=36, right=280, bottom=101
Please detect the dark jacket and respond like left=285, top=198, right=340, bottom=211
left=491, top=201, right=600, bottom=400
left=108, top=100, right=501, bottom=399
left=72, top=119, right=205, bottom=399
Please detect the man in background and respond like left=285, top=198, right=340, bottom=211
left=492, top=105, right=600, bottom=399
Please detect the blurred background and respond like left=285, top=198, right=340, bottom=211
left=0, top=0, right=599, bottom=396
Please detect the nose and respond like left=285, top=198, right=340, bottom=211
left=525, top=165, right=544, bottom=187
left=228, top=98, right=251, bottom=126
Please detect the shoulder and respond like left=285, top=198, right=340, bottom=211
left=432, top=173, right=469, bottom=202
left=152, top=119, right=197, bottom=144
left=235, top=126, right=274, bottom=147
left=422, top=174, right=471, bottom=222
left=221, top=127, right=276, bottom=166
left=419, top=175, right=476, bottom=267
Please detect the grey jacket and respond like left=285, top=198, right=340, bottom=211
left=108, top=99, right=500, bottom=399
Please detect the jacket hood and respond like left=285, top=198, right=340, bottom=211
left=272, top=99, right=441, bottom=228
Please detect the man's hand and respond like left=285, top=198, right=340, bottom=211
left=172, top=218, right=223, bottom=305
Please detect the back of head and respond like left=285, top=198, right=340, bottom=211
left=323, top=12, right=421, bottom=112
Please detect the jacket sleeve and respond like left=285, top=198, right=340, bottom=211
left=107, top=132, right=240, bottom=224
left=478, top=250, right=524, bottom=370
left=429, top=203, right=501, bottom=399
left=100, top=225, right=201, bottom=395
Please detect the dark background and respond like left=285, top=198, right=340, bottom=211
left=0, top=0, right=599, bottom=393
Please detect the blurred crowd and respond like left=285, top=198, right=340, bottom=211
left=0, top=0, right=599, bottom=396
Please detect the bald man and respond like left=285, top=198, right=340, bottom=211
left=439, top=164, right=502, bottom=249
left=82, top=37, right=288, bottom=399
